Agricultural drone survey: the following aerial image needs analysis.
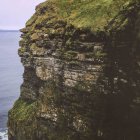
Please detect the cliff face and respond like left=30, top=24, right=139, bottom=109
left=8, top=0, right=140, bottom=140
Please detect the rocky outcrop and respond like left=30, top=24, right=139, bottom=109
left=8, top=0, right=140, bottom=140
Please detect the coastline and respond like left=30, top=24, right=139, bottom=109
left=0, top=30, right=19, bottom=32
left=0, top=128, right=8, bottom=140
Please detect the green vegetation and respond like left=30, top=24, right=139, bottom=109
left=64, top=50, right=78, bottom=60
left=9, top=99, right=37, bottom=122
left=25, top=0, right=138, bottom=32
left=18, top=47, right=26, bottom=56
left=50, top=0, right=135, bottom=31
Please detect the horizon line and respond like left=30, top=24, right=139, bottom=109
left=0, top=29, right=20, bottom=31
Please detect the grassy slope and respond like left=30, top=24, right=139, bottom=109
left=26, top=0, right=138, bottom=32
left=54, top=0, right=130, bottom=31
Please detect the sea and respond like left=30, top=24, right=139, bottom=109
left=0, top=31, right=23, bottom=140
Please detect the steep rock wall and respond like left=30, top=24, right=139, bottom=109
left=8, top=1, right=140, bottom=140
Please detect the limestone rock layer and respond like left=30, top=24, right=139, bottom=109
left=8, top=1, right=140, bottom=140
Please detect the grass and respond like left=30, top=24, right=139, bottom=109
left=25, top=0, right=139, bottom=33
left=49, top=0, right=133, bottom=31
left=9, top=99, right=37, bottom=122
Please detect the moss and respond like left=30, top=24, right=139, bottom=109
left=30, top=43, right=38, bottom=50
left=18, top=47, right=26, bottom=56
left=9, top=99, right=37, bottom=122
left=94, top=51, right=107, bottom=58
left=68, top=61, right=80, bottom=66
left=63, top=51, right=78, bottom=60
left=26, top=14, right=38, bottom=27
left=19, top=39, right=27, bottom=46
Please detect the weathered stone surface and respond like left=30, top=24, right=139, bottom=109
left=8, top=1, right=140, bottom=140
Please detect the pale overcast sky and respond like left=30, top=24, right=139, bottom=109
left=0, top=0, right=45, bottom=30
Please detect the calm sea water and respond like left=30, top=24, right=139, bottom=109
left=0, top=31, right=23, bottom=140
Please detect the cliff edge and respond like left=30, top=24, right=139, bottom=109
left=8, top=0, right=140, bottom=140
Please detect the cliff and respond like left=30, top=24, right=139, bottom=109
left=8, top=0, right=140, bottom=140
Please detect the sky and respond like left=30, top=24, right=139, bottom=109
left=0, top=0, right=45, bottom=30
